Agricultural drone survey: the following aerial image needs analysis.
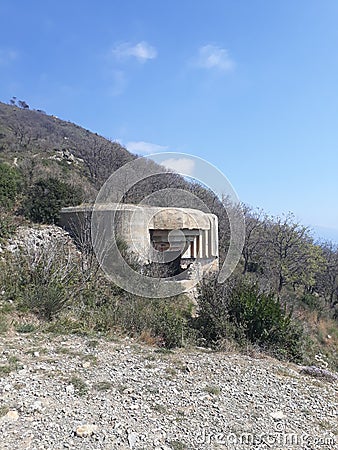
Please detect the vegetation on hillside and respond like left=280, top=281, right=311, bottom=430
left=0, top=162, right=22, bottom=208
left=23, top=177, right=84, bottom=224
left=194, top=276, right=304, bottom=361
left=0, top=100, right=337, bottom=369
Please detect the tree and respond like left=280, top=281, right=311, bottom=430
left=24, top=177, right=83, bottom=224
left=264, top=213, right=325, bottom=293
left=81, top=136, right=132, bottom=187
left=18, top=100, right=29, bottom=109
left=242, top=206, right=267, bottom=274
left=315, top=241, right=338, bottom=308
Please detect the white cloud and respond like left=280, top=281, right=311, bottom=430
left=126, top=141, right=168, bottom=155
left=112, top=41, right=157, bottom=62
left=195, top=45, right=235, bottom=72
left=160, top=158, right=196, bottom=176
left=0, top=49, right=18, bottom=66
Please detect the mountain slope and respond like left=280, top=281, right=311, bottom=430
left=0, top=101, right=135, bottom=197
left=0, top=101, right=227, bottom=219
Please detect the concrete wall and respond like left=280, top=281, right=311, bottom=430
left=59, top=203, right=219, bottom=275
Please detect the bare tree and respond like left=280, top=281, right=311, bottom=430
left=242, top=206, right=267, bottom=274
left=315, top=241, right=338, bottom=308
left=80, top=136, right=132, bottom=187
left=264, top=213, right=324, bottom=293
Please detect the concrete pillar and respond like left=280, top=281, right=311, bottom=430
left=208, top=226, right=213, bottom=258
left=199, top=231, right=204, bottom=258
left=202, top=230, right=207, bottom=258
left=206, top=230, right=209, bottom=257
left=196, top=234, right=200, bottom=259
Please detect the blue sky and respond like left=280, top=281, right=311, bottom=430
left=1, top=0, right=338, bottom=242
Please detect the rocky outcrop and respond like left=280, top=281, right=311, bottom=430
left=1, top=225, right=78, bottom=255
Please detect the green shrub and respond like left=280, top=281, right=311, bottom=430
left=69, top=375, right=88, bottom=396
left=0, top=315, right=9, bottom=334
left=15, top=323, right=36, bottom=333
left=230, top=285, right=303, bottom=361
left=82, top=294, right=194, bottom=348
left=23, top=177, right=83, bottom=224
left=194, top=277, right=304, bottom=362
left=301, top=293, right=321, bottom=311
left=2, top=240, right=81, bottom=321
left=0, top=163, right=22, bottom=209
left=21, top=280, right=74, bottom=322
left=0, top=210, right=17, bottom=239
left=192, top=277, right=240, bottom=345
left=149, top=301, right=192, bottom=348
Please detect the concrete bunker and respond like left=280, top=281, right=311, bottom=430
left=59, top=203, right=219, bottom=278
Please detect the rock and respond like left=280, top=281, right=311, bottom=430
left=270, top=411, right=286, bottom=420
left=66, top=384, right=75, bottom=394
left=3, top=410, right=19, bottom=421
left=31, top=400, right=43, bottom=412
left=123, top=387, right=134, bottom=394
left=75, top=424, right=98, bottom=438
left=127, top=431, right=138, bottom=448
left=5, top=225, right=77, bottom=257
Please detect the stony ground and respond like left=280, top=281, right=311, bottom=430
left=0, top=333, right=337, bottom=450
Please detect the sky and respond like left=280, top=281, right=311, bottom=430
left=1, top=0, right=338, bottom=242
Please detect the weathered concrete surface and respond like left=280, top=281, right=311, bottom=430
left=59, top=203, right=219, bottom=275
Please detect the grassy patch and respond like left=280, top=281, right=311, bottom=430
left=81, top=354, right=98, bottom=365
left=144, top=363, right=155, bottom=369
left=15, top=323, right=36, bottom=333
left=0, top=405, right=10, bottom=417
left=144, top=354, right=156, bottom=362
left=0, top=354, right=22, bottom=377
left=165, top=367, right=177, bottom=375
left=93, top=381, right=113, bottom=391
left=25, top=347, right=48, bottom=356
left=0, top=315, right=9, bottom=334
left=152, top=403, right=167, bottom=414
left=69, top=375, right=88, bottom=396
left=0, top=365, right=12, bottom=377
left=86, top=339, right=99, bottom=349
left=154, top=348, right=173, bottom=355
left=7, top=355, right=20, bottom=365
left=203, top=384, right=221, bottom=396
left=169, top=441, right=187, bottom=450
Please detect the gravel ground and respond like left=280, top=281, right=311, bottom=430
left=0, top=333, right=337, bottom=450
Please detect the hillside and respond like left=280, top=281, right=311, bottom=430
left=0, top=101, right=135, bottom=197
left=0, top=100, right=337, bottom=377
left=0, top=101, right=223, bottom=211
